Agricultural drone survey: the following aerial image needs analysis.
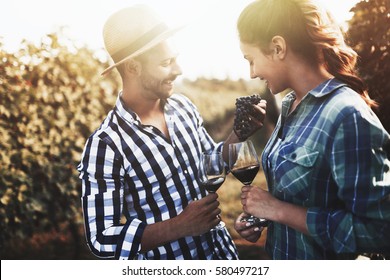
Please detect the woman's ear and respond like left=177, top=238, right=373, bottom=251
left=271, top=36, right=287, bottom=59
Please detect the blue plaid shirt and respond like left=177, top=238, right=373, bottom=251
left=78, top=93, right=238, bottom=260
left=262, top=79, right=390, bottom=259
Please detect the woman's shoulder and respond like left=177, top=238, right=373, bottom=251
left=322, top=85, right=373, bottom=120
left=324, top=86, right=388, bottom=136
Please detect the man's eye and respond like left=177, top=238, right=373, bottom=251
left=161, top=60, right=172, bottom=67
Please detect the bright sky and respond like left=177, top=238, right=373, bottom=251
left=1, top=0, right=360, bottom=80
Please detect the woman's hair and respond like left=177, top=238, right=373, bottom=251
left=237, top=0, right=377, bottom=107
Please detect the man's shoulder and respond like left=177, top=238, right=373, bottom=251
left=87, top=110, right=122, bottom=143
left=170, top=92, right=192, bottom=105
left=169, top=93, right=199, bottom=113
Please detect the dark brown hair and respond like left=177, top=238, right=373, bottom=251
left=237, top=0, right=377, bottom=107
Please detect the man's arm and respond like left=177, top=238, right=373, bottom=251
left=140, top=194, right=221, bottom=252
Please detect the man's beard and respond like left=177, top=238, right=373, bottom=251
left=139, top=71, right=176, bottom=100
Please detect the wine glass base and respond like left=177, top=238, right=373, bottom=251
left=252, top=218, right=269, bottom=227
left=241, top=216, right=269, bottom=227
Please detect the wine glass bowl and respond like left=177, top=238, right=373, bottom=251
left=198, top=151, right=226, bottom=230
left=230, top=165, right=260, bottom=186
left=229, top=140, right=268, bottom=227
left=198, top=152, right=226, bottom=193
left=228, top=140, right=260, bottom=185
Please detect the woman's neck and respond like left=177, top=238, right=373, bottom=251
left=288, top=60, right=333, bottom=102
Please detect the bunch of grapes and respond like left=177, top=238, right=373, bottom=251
left=233, top=94, right=262, bottom=141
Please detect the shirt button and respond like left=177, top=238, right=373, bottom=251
left=291, top=153, right=297, bottom=160
left=184, top=170, right=188, bottom=174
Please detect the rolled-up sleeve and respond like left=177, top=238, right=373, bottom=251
left=307, top=110, right=390, bottom=253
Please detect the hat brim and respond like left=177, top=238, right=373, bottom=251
left=101, top=25, right=184, bottom=76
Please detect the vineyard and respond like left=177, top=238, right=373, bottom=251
left=0, top=33, right=119, bottom=259
left=1, top=0, right=388, bottom=259
left=0, top=32, right=276, bottom=259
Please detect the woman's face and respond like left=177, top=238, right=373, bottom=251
left=240, top=41, right=287, bottom=95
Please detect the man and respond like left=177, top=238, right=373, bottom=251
left=78, top=4, right=266, bottom=260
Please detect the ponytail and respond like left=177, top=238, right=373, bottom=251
left=322, top=47, right=377, bottom=108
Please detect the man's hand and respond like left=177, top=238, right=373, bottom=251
left=176, top=193, right=221, bottom=237
left=140, top=194, right=221, bottom=252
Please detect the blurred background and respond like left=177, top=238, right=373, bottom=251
left=0, top=0, right=389, bottom=259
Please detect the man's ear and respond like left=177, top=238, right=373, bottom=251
left=271, top=36, right=287, bottom=59
left=124, top=58, right=142, bottom=75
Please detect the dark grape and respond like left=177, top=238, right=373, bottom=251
left=233, top=94, right=262, bottom=140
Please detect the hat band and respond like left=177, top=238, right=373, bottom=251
left=111, top=23, right=168, bottom=63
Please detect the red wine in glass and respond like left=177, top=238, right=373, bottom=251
left=198, top=152, right=226, bottom=230
left=230, top=165, right=260, bottom=186
left=201, top=176, right=225, bottom=193
left=229, top=140, right=268, bottom=227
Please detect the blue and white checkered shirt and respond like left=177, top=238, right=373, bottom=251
left=262, top=78, right=390, bottom=259
left=78, top=93, right=238, bottom=260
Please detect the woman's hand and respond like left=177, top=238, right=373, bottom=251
left=251, top=99, right=267, bottom=127
left=241, top=185, right=310, bottom=235
left=234, top=213, right=264, bottom=243
left=234, top=99, right=267, bottom=141
left=240, top=185, right=275, bottom=219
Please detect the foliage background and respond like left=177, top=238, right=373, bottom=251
left=0, top=33, right=119, bottom=259
left=1, top=0, right=389, bottom=259
left=347, top=0, right=390, bottom=132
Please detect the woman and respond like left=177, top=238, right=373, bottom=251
left=234, top=0, right=390, bottom=259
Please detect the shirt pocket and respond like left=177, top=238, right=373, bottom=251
left=273, top=142, right=319, bottom=201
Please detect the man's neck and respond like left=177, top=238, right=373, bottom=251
left=121, top=84, right=164, bottom=118
left=121, top=90, right=170, bottom=139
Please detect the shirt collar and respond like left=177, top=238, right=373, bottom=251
left=114, top=92, right=139, bottom=124
left=114, top=92, right=176, bottom=124
left=281, top=78, right=347, bottom=112
left=308, top=78, right=347, bottom=98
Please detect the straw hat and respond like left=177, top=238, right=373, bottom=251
left=101, top=4, right=182, bottom=75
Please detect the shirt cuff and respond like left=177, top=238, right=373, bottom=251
left=116, top=219, right=147, bottom=260
left=307, top=208, right=327, bottom=238
left=306, top=207, right=356, bottom=253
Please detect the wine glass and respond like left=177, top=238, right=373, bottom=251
left=198, top=151, right=226, bottom=230
left=228, top=140, right=268, bottom=227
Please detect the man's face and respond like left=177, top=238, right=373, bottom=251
left=138, top=40, right=182, bottom=100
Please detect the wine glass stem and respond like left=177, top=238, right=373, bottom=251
left=207, top=191, right=225, bottom=230
left=244, top=183, right=256, bottom=218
